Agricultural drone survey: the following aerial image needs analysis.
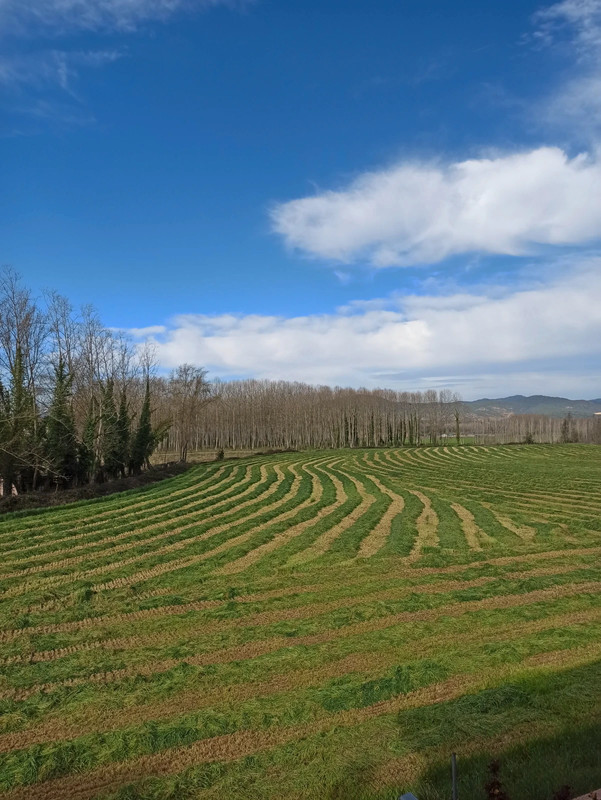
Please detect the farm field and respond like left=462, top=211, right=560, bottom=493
left=0, top=445, right=600, bottom=800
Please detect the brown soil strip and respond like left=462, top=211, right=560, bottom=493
left=216, top=462, right=327, bottom=575
left=0, top=678, right=478, bottom=800
left=367, top=457, right=601, bottom=512
left=4, top=578, right=599, bottom=673
left=0, top=575, right=507, bottom=667
left=419, top=449, right=452, bottom=466
left=1, top=559, right=587, bottom=645
left=448, top=446, right=481, bottom=462
left=406, top=489, right=439, bottom=561
left=505, top=564, right=585, bottom=580
left=2, top=644, right=598, bottom=800
left=451, top=503, right=495, bottom=551
left=0, top=465, right=233, bottom=560
left=6, top=587, right=600, bottom=703
left=430, top=481, right=601, bottom=514
left=0, top=650, right=396, bottom=751
left=1, top=459, right=320, bottom=601
left=0, top=464, right=241, bottom=568
left=3, top=605, right=600, bottom=752
left=357, top=475, right=405, bottom=558
left=3, top=542, right=599, bottom=643
left=0, top=465, right=274, bottom=593
left=84, top=457, right=337, bottom=594
left=282, top=465, right=365, bottom=566
left=480, top=501, right=536, bottom=541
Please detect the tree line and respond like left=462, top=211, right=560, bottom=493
left=2, top=268, right=599, bottom=496
left=155, top=382, right=463, bottom=454
left=154, top=380, right=600, bottom=456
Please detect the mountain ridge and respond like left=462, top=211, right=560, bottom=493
left=464, top=394, right=601, bottom=419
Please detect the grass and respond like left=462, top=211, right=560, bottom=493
left=0, top=444, right=600, bottom=800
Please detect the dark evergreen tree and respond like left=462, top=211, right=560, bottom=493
left=0, top=347, right=36, bottom=494
left=130, top=379, right=152, bottom=475
left=116, top=389, right=130, bottom=478
left=100, top=380, right=121, bottom=481
left=78, top=401, right=97, bottom=484
left=45, top=359, right=78, bottom=488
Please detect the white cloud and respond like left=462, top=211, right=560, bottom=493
left=271, top=147, right=601, bottom=267
left=134, top=262, right=601, bottom=398
left=0, top=0, right=245, bottom=35
left=128, top=324, right=168, bottom=338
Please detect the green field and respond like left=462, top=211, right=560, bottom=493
left=0, top=444, right=600, bottom=800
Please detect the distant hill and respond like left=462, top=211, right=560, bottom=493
left=464, top=395, right=601, bottom=419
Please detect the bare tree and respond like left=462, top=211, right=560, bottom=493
left=169, top=364, right=215, bottom=462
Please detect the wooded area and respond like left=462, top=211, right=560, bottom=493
left=154, top=380, right=601, bottom=455
left=1, top=268, right=599, bottom=496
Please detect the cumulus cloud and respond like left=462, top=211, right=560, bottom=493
left=0, top=0, right=246, bottom=35
left=271, top=147, right=601, bottom=267
left=135, top=262, right=601, bottom=397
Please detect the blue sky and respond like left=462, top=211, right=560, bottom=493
left=2, top=0, right=601, bottom=398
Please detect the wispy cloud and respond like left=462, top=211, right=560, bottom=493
left=0, top=0, right=248, bottom=36
left=0, top=49, right=122, bottom=92
left=133, top=260, right=601, bottom=397
left=271, top=147, right=601, bottom=267
left=531, top=0, right=601, bottom=134
left=0, top=48, right=123, bottom=132
left=533, top=0, right=601, bottom=58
